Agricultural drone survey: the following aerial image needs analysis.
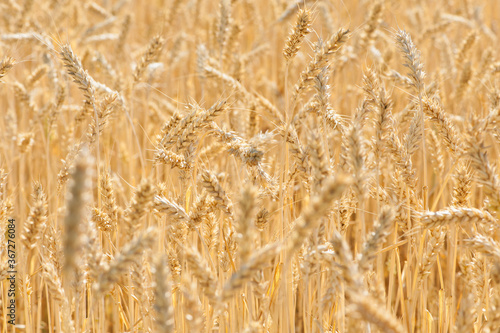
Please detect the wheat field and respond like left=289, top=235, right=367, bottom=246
left=1, top=0, right=500, bottom=332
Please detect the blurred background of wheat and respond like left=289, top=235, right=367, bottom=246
left=1, top=0, right=500, bottom=332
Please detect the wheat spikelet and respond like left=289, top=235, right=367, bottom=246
left=395, top=29, right=425, bottom=92
left=422, top=97, right=463, bottom=155
left=418, top=227, right=446, bottom=284
left=465, top=128, right=500, bottom=211
left=455, top=30, right=478, bottom=68
left=123, top=179, right=155, bottom=240
left=200, top=169, right=234, bottom=217
left=154, top=148, right=191, bottom=170
left=22, top=182, right=48, bottom=250
left=348, top=291, right=406, bottom=333
left=91, top=207, right=113, bottom=232
left=153, top=255, right=175, bottom=332
left=0, top=56, right=15, bottom=81
left=63, top=147, right=92, bottom=274
left=134, top=35, right=165, bottom=83
left=184, top=246, right=218, bottom=301
left=359, top=206, right=394, bottom=271
left=95, top=227, right=156, bottom=294
left=358, top=1, right=383, bottom=53
left=99, top=171, right=119, bottom=223
left=60, top=44, right=96, bottom=109
left=26, top=64, right=47, bottom=88
left=293, top=28, right=350, bottom=100
left=283, top=9, right=312, bottom=62
left=453, top=163, right=472, bottom=207
left=466, top=234, right=500, bottom=259
left=420, top=207, right=497, bottom=228
left=220, top=243, right=280, bottom=301
left=289, top=176, right=351, bottom=253
left=154, top=195, right=189, bottom=223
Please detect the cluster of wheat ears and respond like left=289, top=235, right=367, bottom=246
left=1, top=0, right=500, bottom=332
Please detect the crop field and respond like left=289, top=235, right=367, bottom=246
left=1, top=0, right=500, bottom=332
